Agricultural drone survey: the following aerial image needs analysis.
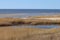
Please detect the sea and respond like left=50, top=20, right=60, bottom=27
left=0, top=9, right=60, bottom=18
left=0, top=9, right=60, bottom=28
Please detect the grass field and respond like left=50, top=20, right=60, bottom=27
left=0, top=17, right=60, bottom=26
left=0, top=27, right=60, bottom=40
left=0, top=16, right=60, bottom=40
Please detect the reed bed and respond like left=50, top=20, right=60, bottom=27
left=0, top=27, right=60, bottom=40
left=0, top=17, right=60, bottom=26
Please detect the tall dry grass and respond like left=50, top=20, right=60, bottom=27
left=0, top=18, right=60, bottom=26
left=0, top=27, right=60, bottom=40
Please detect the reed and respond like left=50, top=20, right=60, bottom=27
left=0, top=27, right=60, bottom=40
left=0, top=16, right=60, bottom=26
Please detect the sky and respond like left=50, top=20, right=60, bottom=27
left=0, top=0, right=60, bottom=9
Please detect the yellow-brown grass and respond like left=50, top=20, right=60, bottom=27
left=0, top=18, right=60, bottom=25
left=0, top=16, right=60, bottom=26
left=0, top=27, right=60, bottom=40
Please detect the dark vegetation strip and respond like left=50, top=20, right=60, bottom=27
left=0, top=21, right=60, bottom=26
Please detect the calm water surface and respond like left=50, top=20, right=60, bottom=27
left=10, top=25, right=60, bottom=29
left=0, top=9, right=60, bottom=18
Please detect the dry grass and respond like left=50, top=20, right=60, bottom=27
left=0, top=27, right=60, bottom=40
left=0, top=15, right=60, bottom=26
left=0, top=17, right=60, bottom=40
left=0, top=17, right=60, bottom=26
